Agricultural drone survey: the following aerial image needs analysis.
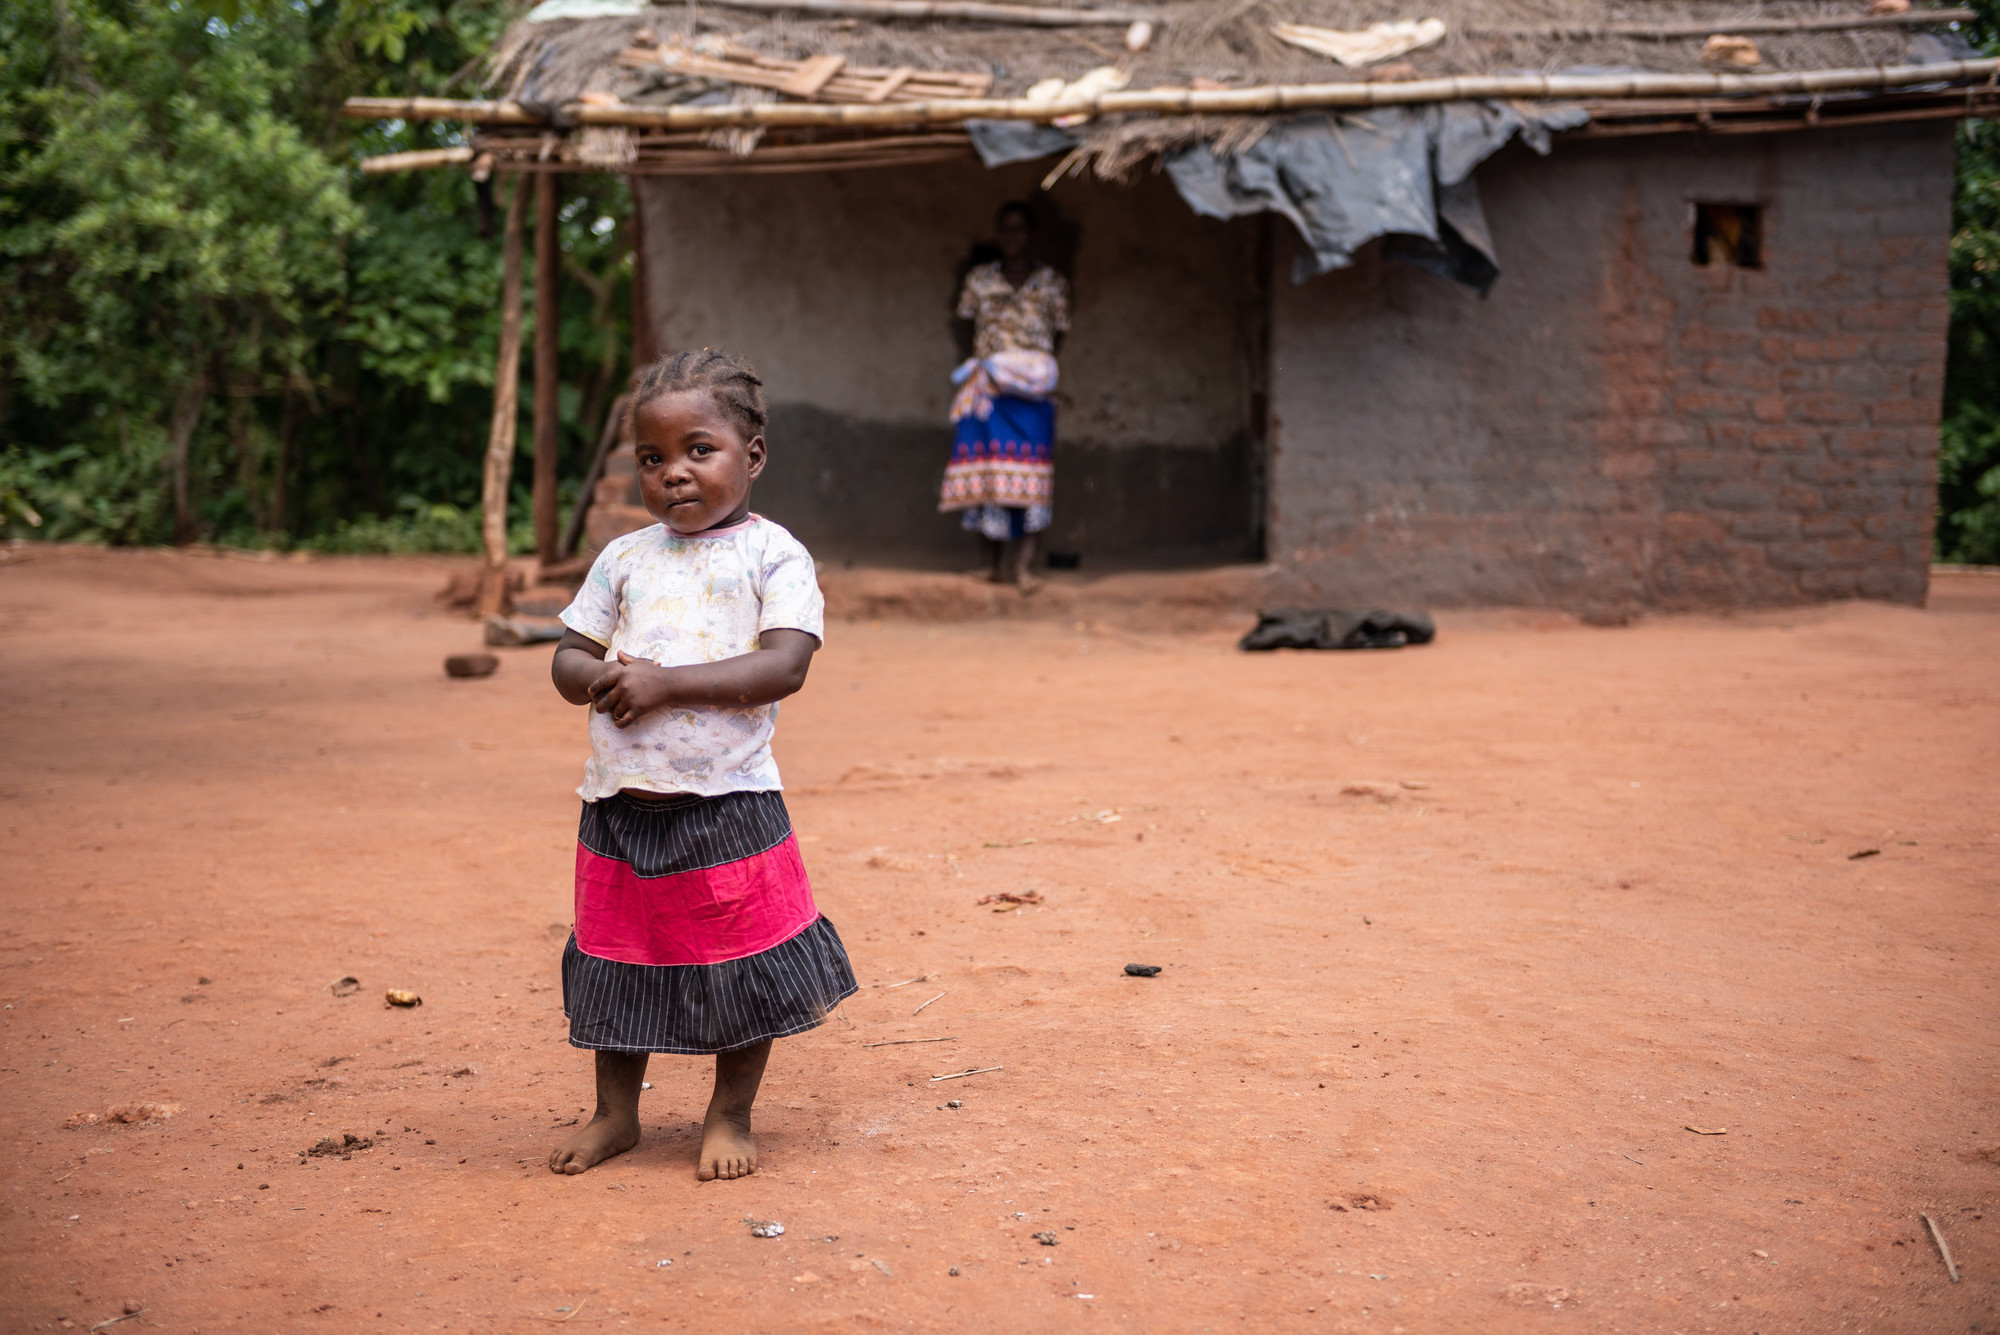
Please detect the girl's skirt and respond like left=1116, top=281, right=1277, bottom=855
left=562, top=789, right=857, bottom=1054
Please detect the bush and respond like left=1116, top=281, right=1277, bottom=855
left=304, top=493, right=545, bottom=555
left=1937, top=408, right=2000, bottom=564
left=0, top=437, right=170, bottom=545
left=1943, top=108, right=2000, bottom=563
left=307, top=495, right=481, bottom=554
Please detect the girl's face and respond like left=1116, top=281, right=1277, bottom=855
left=632, top=390, right=765, bottom=535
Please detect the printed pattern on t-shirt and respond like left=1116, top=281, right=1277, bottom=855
left=560, top=516, right=824, bottom=799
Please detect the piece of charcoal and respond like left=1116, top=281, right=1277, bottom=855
left=1124, top=964, right=1162, bottom=977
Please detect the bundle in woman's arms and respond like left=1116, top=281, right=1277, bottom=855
left=948, top=349, right=1058, bottom=423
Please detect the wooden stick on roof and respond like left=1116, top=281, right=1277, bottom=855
left=359, top=146, right=475, bottom=173
left=688, top=0, right=1155, bottom=25
left=1469, top=10, right=1977, bottom=40
left=343, top=58, right=2000, bottom=132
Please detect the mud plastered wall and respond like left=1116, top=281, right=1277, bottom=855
left=636, top=163, right=1262, bottom=568
left=1266, top=121, right=1952, bottom=612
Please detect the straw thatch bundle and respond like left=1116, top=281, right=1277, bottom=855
left=479, top=0, right=1974, bottom=175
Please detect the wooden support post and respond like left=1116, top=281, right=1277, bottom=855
left=532, top=171, right=561, bottom=563
left=477, top=176, right=527, bottom=618
left=630, top=185, right=659, bottom=369
left=559, top=391, right=632, bottom=560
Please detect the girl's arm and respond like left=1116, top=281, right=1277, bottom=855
left=552, top=629, right=610, bottom=705
left=553, top=627, right=818, bottom=728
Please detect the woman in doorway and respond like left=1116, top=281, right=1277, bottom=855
left=940, top=200, right=1071, bottom=590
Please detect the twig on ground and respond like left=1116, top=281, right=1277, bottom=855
left=931, top=1065, right=1003, bottom=1082
left=1622, top=1153, right=1644, bottom=1165
left=861, top=1036, right=959, bottom=1047
left=527, top=1298, right=594, bottom=1323
left=89, top=1311, right=143, bottom=1332
left=1923, top=1214, right=1961, bottom=1283
left=1684, top=1125, right=1727, bottom=1135
left=976, top=890, right=1043, bottom=909
left=869, top=974, right=935, bottom=989
left=912, top=991, right=945, bottom=1016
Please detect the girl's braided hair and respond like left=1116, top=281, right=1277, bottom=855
left=629, top=348, right=768, bottom=440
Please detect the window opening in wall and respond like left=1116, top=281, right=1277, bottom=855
left=1692, top=203, right=1763, bottom=268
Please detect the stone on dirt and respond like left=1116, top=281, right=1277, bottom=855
left=483, top=615, right=564, bottom=647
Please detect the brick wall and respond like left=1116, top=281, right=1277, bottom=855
left=1266, top=121, right=1954, bottom=612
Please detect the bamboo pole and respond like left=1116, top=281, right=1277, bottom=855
left=1582, top=86, right=1995, bottom=118
left=631, top=189, right=659, bottom=369
left=1470, top=10, right=1977, bottom=40
left=559, top=391, right=632, bottom=560
left=343, top=57, right=2000, bottom=132
left=1574, top=98, right=1997, bottom=136
left=532, top=172, right=562, bottom=563
left=485, top=143, right=976, bottom=174
left=348, top=99, right=543, bottom=125
left=477, top=177, right=527, bottom=619
left=358, top=146, right=476, bottom=173
left=683, top=0, right=1152, bottom=25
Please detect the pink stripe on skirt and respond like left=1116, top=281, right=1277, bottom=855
left=574, top=834, right=820, bottom=967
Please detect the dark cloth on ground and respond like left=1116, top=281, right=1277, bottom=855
left=1239, top=608, right=1438, bottom=651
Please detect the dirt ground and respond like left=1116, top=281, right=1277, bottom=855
left=3, top=545, right=1997, bottom=1334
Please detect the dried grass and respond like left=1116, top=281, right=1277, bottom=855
left=483, top=0, right=1932, bottom=167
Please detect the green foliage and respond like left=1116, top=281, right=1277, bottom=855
left=1942, top=114, right=2000, bottom=564
left=308, top=494, right=484, bottom=553
left=1, top=0, right=631, bottom=550
left=305, top=486, right=566, bottom=554
left=0, top=445, right=57, bottom=530
left=0, top=435, right=171, bottom=545
left=1939, top=3, right=2000, bottom=564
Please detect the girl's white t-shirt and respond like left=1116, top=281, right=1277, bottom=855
left=559, top=515, right=825, bottom=800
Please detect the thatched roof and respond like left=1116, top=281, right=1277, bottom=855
left=469, top=1, right=1980, bottom=176
left=492, top=0, right=1959, bottom=104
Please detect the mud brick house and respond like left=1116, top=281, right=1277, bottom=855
left=349, top=0, right=1996, bottom=612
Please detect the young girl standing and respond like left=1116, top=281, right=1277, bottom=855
left=546, top=349, right=855, bottom=1181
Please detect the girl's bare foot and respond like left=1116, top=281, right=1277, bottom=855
left=697, top=1109, right=757, bottom=1180
left=697, top=1039, right=771, bottom=1181
left=549, top=1110, right=639, bottom=1175
left=549, top=1049, right=648, bottom=1175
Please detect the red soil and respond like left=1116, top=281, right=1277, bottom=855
left=2, top=545, right=1996, bottom=1333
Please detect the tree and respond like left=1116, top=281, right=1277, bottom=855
left=1941, top=114, right=2000, bottom=564
left=0, top=0, right=631, bottom=551
left=1937, top=0, right=2000, bottom=564
left=2, top=0, right=357, bottom=541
